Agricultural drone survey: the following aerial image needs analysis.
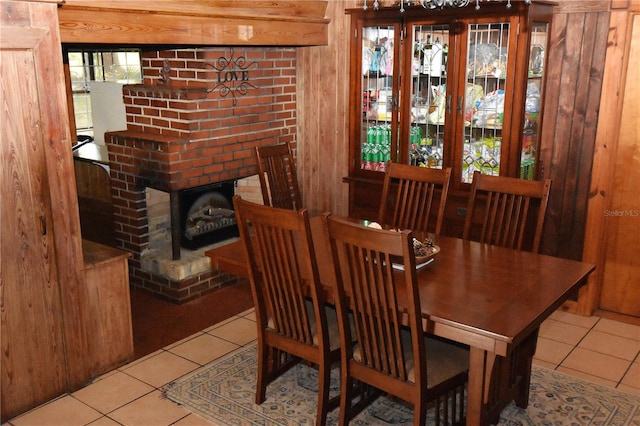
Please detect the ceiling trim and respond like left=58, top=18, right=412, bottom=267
left=58, top=1, right=330, bottom=46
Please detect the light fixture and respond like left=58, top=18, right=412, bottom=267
left=363, top=0, right=530, bottom=11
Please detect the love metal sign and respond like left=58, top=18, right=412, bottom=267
left=206, top=49, right=258, bottom=106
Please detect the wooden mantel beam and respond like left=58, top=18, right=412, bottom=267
left=57, top=0, right=330, bottom=46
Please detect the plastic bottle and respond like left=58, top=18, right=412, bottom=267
left=442, top=43, right=449, bottom=75
left=422, top=35, right=432, bottom=75
left=430, top=37, right=443, bottom=77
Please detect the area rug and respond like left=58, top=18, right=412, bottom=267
left=163, top=341, right=640, bottom=426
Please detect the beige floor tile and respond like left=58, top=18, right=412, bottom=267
left=594, top=318, right=640, bottom=341
left=556, top=366, right=618, bottom=388
left=533, top=336, right=574, bottom=365
left=168, top=333, right=239, bottom=365
left=207, top=317, right=257, bottom=345
left=86, top=416, right=122, bottom=425
left=578, top=329, right=640, bottom=361
left=202, top=315, right=238, bottom=332
left=164, top=331, right=207, bottom=350
left=620, top=361, right=640, bottom=389
left=108, top=390, right=190, bottom=426
left=240, top=308, right=256, bottom=319
left=10, top=395, right=101, bottom=426
left=532, top=358, right=557, bottom=369
left=538, top=318, right=590, bottom=346
left=72, top=371, right=154, bottom=414
left=548, top=310, right=599, bottom=329
left=122, top=351, right=200, bottom=388
left=173, top=413, right=217, bottom=425
left=124, top=349, right=164, bottom=366
left=561, top=347, right=631, bottom=382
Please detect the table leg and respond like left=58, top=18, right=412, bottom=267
left=467, top=347, right=494, bottom=426
left=514, top=328, right=539, bottom=408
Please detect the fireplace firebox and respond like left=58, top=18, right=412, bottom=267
left=179, top=180, right=239, bottom=250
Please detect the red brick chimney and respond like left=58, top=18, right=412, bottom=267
left=106, top=47, right=297, bottom=302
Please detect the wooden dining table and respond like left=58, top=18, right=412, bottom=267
left=205, top=215, right=595, bottom=426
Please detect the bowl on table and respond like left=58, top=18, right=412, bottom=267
left=413, top=238, right=440, bottom=264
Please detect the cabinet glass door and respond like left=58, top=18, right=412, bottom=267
left=408, top=24, right=450, bottom=169
left=521, top=21, right=549, bottom=179
left=462, top=22, right=511, bottom=183
left=360, top=24, right=398, bottom=172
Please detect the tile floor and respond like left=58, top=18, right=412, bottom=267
left=4, top=309, right=639, bottom=426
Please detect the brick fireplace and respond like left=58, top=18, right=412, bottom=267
left=106, top=47, right=297, bottom=302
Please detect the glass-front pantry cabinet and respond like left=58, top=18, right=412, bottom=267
left=345, top=1, right=555, bottom=230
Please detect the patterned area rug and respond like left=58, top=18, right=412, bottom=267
left=163, top=341, right=640, bottom=425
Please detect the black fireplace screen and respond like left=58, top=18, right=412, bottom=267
left=179, top=180, right=239, bottom=250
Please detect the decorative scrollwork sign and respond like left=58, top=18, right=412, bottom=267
left=205, top=49, right=258, bottom=105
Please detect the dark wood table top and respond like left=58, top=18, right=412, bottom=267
left=412, top=234, right=594, bottom=353
left=206, top=215, right=595, bottom=354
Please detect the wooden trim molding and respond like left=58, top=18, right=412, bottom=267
left=57, top=0, right=329, bottom=46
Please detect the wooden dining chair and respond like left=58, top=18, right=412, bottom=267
left=255, top=142, right=303, bottom=210
left=462, top=171, right=552, bottom=253
left=322, top=214, right=469, bottom=426
left=232, top=195, right=340, bottom=425
left=378, top=163, right=452, bottom=235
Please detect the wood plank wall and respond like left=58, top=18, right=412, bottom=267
left=539, top=1, right=610, bottom=261
left=297, top=0, right=356, bottom=217
left=579, top=1, right=639, bottom=316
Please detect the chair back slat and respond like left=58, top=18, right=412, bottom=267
left=378, top=163, right=451, bottom=235
left=324, top=215, right=423, bottom=383
left=255, top=143, right=302, bottom=211
left=346, top=243, right=407, bottom=378
left=256, top=225, right=312, bottom=342
left=234, top=196, right=321, bottom=347
left=464, top=171, right=551, bottom=252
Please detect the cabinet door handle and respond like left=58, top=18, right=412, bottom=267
left=446, top=95, right=452, bottom=114
left=457, top=96, right=463, bottom=115
left=40, top=215, right=47, bottom=236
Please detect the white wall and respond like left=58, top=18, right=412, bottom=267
left=89, top=81, right=127, bottom=144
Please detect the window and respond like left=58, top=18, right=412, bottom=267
left=67, top=50, right=143, bottom=133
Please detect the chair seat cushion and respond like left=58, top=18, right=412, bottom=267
left=423, top=335, right=469, bottom=387
left=352, top=329, right=469, bottom=387
left=267, top=300, right=341, bottom=351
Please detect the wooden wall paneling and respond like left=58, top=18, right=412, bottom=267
left=597, top=12, right=640, bottom=317
left=577, top=10, right=630, bottom=315
left=556, top=11, right=607, bottom=260
left=553, top=0, right=610, bottom=14
left=32, top=2, right=93, bottom=391
left=297, top=0, right=353, bottom=217
left=1, top=0, right=91, bottom=421
left=540, top=9, right=608, bottom=261
left=1, top=7, right=69, bottom=419
left=571, top=11, right=611, bottom=251
left=540, top=11, right=573, bottom=256
left=538, top=11, right=563, bottom=200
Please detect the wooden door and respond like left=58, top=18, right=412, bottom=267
left=1, top=1, right=73, bottom=421
left=599, top=14, right=640, bottom=317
